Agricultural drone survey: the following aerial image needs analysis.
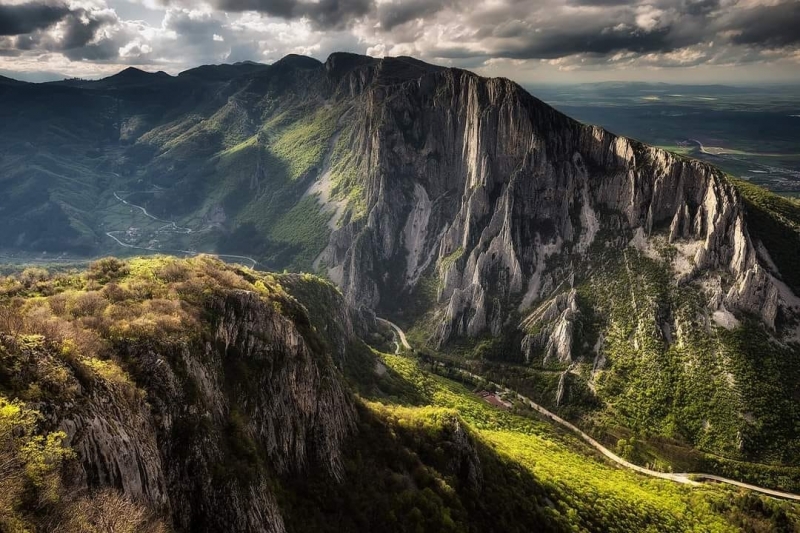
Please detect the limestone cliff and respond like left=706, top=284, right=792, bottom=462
left=0, top=259, right=360, bottom=532
left=312, top=54, right=799, bottom=350
left=0, top=257, right=536, bottom=533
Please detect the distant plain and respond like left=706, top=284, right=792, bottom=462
left=530, top=83, right=800, bottom=196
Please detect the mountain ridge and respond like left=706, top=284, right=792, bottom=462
left=0, top=51, right=798, bottom=470
left=1, top=256, right=798, bottom=532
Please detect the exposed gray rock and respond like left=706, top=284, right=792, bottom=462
left=50, top=290, right=359, bottom=533
left=312, top=56, right=796, bottom=345
left=520, top=289, right=579, bottom=364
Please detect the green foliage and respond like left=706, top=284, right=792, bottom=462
left=567, top=245, right=800, bottom=472
left=370, top=353, right=800, bottom=532
left=0, top=396, right=73, bottom=532
left=268, top=196, right=331, bottom=271
left=439, top=247, right=464, bottom=273
left=270, top=105, right=339, bottom=181
left=327, top=121, right=367, bottom=221
left=88, top=257, right=130, bottom=284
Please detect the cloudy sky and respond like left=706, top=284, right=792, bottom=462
left=0, top=0, right=799, bottom=84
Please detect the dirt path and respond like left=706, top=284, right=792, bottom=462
left=380, top=318, right=800, bottom=501
left=376, top=318, right=410, bottom=354
left=106, top=192, right=258, bottom=268
left=106, top=231, right=258, bottom=269
left=112, top=191, right=192, bottom=234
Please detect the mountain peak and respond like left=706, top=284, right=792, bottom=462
left=102, top=67, right=172, bottom=84
left=178, top=61, right=269, bottom=80
left=271, top=54, right=322, bottom=70
left=324, top=52, right=378, bottom=76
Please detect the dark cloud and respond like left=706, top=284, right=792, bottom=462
left=46, top=8, right=121, bottom=61
left=682, top=0, right=719, bottom=17
left=60, top=12, right=112, bottom=50
left=63, top=39, right=120, bottom=61
left=1, top=0, right=799, bottom=80
left=453, top=0, right=728, bottom=61
left=15, top=33, right=43, bottom=51
left=0, top=2, right=71, bottom=36
left=215, top=0, right=373, bottom=29
left=724, top=2, right=800, bottom=48
left=497, top=26, right=677, bottom=59
left=377, top=0, right=452, bottom=31
left=488, top=20, right=532, bottom=40
left=566, top=0, right=633, bottom=6
left=0, top=5, right=122, bottom=62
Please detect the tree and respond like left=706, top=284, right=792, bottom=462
left=0, top=300, right=23, bottom=337
left=0, top=397, right=73, bottom=530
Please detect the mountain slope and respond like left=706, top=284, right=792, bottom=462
left=300, top=55, right=800, bottom=467
left=1, top=257, right=798, bottom=532
left=1, top=53, right=799, bottom=473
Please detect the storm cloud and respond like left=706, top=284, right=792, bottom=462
left=0, top=4, right=123, bottom=62
left=0, top=0, right=797, bottom=83
left=215, top=0, right=373, bottom=29
left=0, top=2, right=70, bottom=36
left=722, top=2, right=800, bottom=48
left=376, top=0, right=455, bottom=31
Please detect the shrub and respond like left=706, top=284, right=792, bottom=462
left=127, top=280, right=158, bottom=300
left=156, top=260, right=189, bottom=283
left=87, top=258, right=129, bottom=285
left=70, top=291, right=108, bottom=318
left=101, top=283, right=131, bottom=303
left=0, top=301, right=24, bottom=337
left=19, top=267, right=49, bottom=289
left=0, top=396, right=73, bottom=531
left=48, top=293, right=68, bottom=316
left=49, top=489, right=168, bottom=533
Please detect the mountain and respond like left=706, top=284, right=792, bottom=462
left=309, top=54, right=800, bottom=469
left=1, top=53, right=800, bottom=527
left=0, top=257, right=797, bottom=532
left=0, top=74, right=26, bottom=86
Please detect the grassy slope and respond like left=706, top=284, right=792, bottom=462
left=401, top=178, right=800, bottom=494
left=370, top=352, right=800, bottom=532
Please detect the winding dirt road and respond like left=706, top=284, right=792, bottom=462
left=378, top=317, right=800, bottom=501
left=106, top=191, right=258, bottom=268
left=376, top=318, right=410, bottom=353
left=113, top=191, right=193, bottom=234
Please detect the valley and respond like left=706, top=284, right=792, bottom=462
left=2, top=256, right=798, bottom=531
left=382, top=318, right=800, bottom=501
left=2, top=53, right=800, bottom=532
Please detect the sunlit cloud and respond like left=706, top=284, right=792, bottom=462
left=0, top=0, right=797, bottom=83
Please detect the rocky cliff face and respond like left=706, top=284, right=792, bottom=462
left=16, top=268, right=361, bottom=532
left=1, top=258, right=526, bottom=532
left=313, top=55, right=799, bottom=349
left=306, top=56, right=800, bottom=462
left=3, top=53, right=799, bottom=482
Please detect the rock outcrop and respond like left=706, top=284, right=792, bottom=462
left=46, top=288, right=358, bottom=532
left=520, top=289, right=579, bottom=364
left=312, top=54, right=797, bottom=346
